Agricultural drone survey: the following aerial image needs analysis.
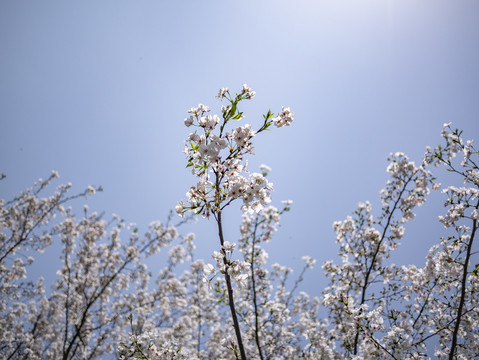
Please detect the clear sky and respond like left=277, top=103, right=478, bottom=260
left=1, top=0, right=478, bottom=297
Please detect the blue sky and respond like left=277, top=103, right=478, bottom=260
left=1, top=0, right=478, bottom=297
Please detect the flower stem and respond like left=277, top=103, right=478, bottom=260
left=216, top=211, right=247, bottom=360
left=448, top=200, right=478, bottom=359
left=251, top=219, right=265, bottom=360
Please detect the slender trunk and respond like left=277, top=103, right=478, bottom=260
left=251, top=220, right=264, bottom=360
left=196, top=274, right=202, bottom=356
left=448, top=200, right=478, bottom=359
left=216, top=211, right=247, bottom=360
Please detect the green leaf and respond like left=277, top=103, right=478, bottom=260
left=232, top=112, right=243, bottom=120
left=263, top=109, right=273, bottom=120
left=228, top=102, right=237, bottom=120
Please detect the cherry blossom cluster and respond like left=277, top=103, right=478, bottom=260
left=0, top=173, right=186, bottom=359
left=321, top=123, right=478, bottom=359
left=177, top=84, right=293, bottom=217
left=118, top=315, right=190, bottom=360
left=204, top=241, right=251, bottom=289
